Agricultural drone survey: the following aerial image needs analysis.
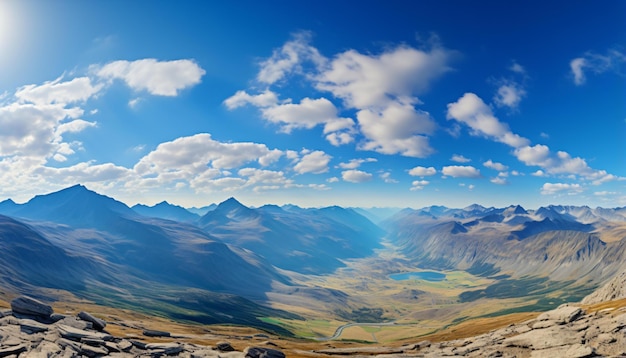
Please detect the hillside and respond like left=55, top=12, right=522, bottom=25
left=1, top=185, right=626, bottom=342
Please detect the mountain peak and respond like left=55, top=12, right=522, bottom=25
left=218, top=197, right=247, bottom=210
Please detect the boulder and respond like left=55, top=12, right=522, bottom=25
left=78, top=311, right=107, bottom=331
left=10, top=296, right=53, bottom=318
left=217, top=341, right=235, bottom=351
left=537, top=304, right=582, bottom=324
left=18, top=318, right=49, bottom=334
left=244, top=347, right=286, bottom=358
left=57, top=324, right=112, bottom=342
left=0, top=343, right=27, bottom=357
left=146, top=342, right=184, bottom=355
left=142, top=329, right=170, bottom=337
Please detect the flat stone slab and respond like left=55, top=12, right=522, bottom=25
left=57, top=324, right=112, bottom=342
left=10, top=296, right=53, bottom=318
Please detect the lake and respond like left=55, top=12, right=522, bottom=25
left=389, top=271, right=446, bottom=281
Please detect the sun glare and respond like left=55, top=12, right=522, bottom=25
left=0, top=1, right=21, bottom=66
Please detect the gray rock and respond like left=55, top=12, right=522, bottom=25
left=57, top=324, right=112, bottom=342
left=142, top=329, right=170, bottom=337
left=18, top=318, right=48, bottom=334
left=79, top=343, right=108, bottom=357
left=530, top=344, right=595, bottom=358
left=146, top=342, right=184, bottom=355
left=504, top=325, right=583, bottom=349
left=10, top=296, right=53, bottom=318
left=0, top=343, right=27, bottom=357
left=117, top=339, right=133, bottom=352
left=536, top=304, right=582, bottom=324
left=217, top=341, right=235, bottom=351
left=78, top=311, right=107, bottom=331
left=244, top=346, right=286, bottom=358
left=0, top=310, right=11, bottom=318
left=56, top=316, right=92, bottom=330
left=130, top=340, right=147, bottom=350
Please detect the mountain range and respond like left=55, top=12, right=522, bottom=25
left=1, top=184, right=625, bottom=335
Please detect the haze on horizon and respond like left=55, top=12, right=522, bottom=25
left=0, top=1, right=624, bottom=209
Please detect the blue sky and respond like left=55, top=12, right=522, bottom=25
left=0, top=0, right=624, bottom=208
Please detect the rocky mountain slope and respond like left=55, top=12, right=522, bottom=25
left=383, top=204, right=626, bottom=302
left=197, top=198, right=384, bottom=274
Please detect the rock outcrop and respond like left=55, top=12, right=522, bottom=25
left=315, top=303, right=626, bottom=357
left=583, top=269, right=626, bottom=305
left=0, top=296, right=286, bottom=358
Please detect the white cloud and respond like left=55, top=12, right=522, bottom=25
left=293, top=150, right=331, bottom=174
left=128, top=98, right=142, bottom=108
left=442, top=165, right=481, bottom=178
left=134, top=133, right=279, bottom=183
left=490, top=176, right=508, bottom=185
left=342, top=169, right=373, bottom=183
left=570, top=58, right=587, bottom=85
left=570, top=49, right=626, bottom=86
left=327, top=177, right=339, bottom=183
left=540, top=182, right=583, bottom=195
left=468, top=184, right=475, bottom=191
left=448, top=93, right=620, bottom=184
left=380, top=172, right=398, bottom=184
left=356, top=102, right=435, bottom=157
left=0, top=102, right=85, bottom=158
left=56, top=119, right=97, bottom=135
left=261, top=97, right=354, bottom=134
left=446, top=93, right=529, bottom=148
left=494, top=83, right=526, bottom=109
left=97, top=59, right=205, bottom=96
left=594, top=191, right=617, bottom=196
left=16, top=76, right=103, bottom=105
left=257, top=31, right=326, bottom=84
left=223, top=90, right=279, bottom=110
left=316, top=44, right=452, bottom=109
left=510, top=62, right=526, bottom=74
left=408, top=166, right=436, bottom=177
left=338, top=158, right=377, bottom=169
left=410, top=179, right=430, bottom=191
left=34, top=162, right=131, bottom=184
left=483, top=159, right=508, bottom=171
left=451, top=154, right=471, bottom=163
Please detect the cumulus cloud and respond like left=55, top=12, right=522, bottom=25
left=451, top=154, right=471, bottom=163
left=490, top=176, right=508, bottom=185
left=97, top=59, right=205, bottom=96
left=338, top=158, right=377, bottom=169
left=16, top=76, right=104, bottom=105
left=447, top=93, right=529, bottom=148
left=540, top=182, right=583, bottom=195
left=442, top=165, right=481, bottom=178
left=410, top=179, right=430, bottom=191
left=493, top=83, right=526, bottom=109
left=380, top=172, right=398, bottom=183
left=261, top=97, right=355, bottom=134
left=342, top=169, right=373, bottom=183
left=408, top=166, right=437, bottom=177
left=228, top=34, right=455, bottom=157
left=257, top=31, right=326, bottom=84
left=447, top=93, right=621, bottom=185
left=223, top=90, right=279, bottom=109
left=483, top=160, right=508, bottom=171
left=134, top=133, right=280, bottom=183
left=293, top=150, right=331, bottom=174
left=570, top=48, right=626, bottom=85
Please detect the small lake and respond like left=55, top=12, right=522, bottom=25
left=389, top=271, right=446, bottom=281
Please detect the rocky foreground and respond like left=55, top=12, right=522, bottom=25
left=314, top=303, right=626, bottom=357
left=2, top=296, right=626, bottom=357
left=0, top=296, right=285, bottom=358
